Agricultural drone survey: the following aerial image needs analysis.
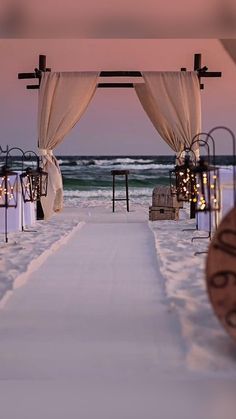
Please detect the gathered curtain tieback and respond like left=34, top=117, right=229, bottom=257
left=38, top=149, right=53, bottom=156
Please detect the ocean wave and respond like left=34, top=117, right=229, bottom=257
left=58, top=157, right=174, bottom=168
left=58, top=158, right=234, bottom=202
left=110, top=157, right=155, bottom=164
left=218, top=165, right=234, bottom=171
left=62, top=176, right=169, bottom=189
left=64, top=187, right=153, bottom=199
left=57, top=159, right=75, bottom=165
left=114, top=163, right=174, bottom=170
left=83, top=160, right=174, bottom=170
left=63, top=196, right=151, bottom=209
left=60, top=163, right=174, bottom=172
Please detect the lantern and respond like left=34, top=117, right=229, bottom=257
left=0, top=165, right=18, bottom=208
left=170, top=155, right=196, bottom=202
left=0, top=165, right=18, bottom=243
left=192, top=156, right=220, bottom=212
left=20, top=165, right=48, bottom=203
left=38, top=167, right=48, bottom=198
left=20, top=167, right=38, bottom=202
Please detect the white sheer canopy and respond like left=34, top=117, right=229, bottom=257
left=135, top=71, right=201, bottom=160
left=38, top=70, right=201, bottom=219
left=38, top=71, right=99, bottom=219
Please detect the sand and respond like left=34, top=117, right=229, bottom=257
left=0, top=205, right=236, bottom=418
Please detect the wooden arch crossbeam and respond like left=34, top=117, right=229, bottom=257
left=18, top=53, right=221, bottom=90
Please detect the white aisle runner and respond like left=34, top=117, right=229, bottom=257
left=0, top=218, right=208, bottom=418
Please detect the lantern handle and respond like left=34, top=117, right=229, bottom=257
left=5, top=147, right=40, bottom=172
left=175, top=147, right=197, bottom=166
left=191, top=132, right=216, bottom=166
left=0, top=145, right=9, bottom=155
left=5, top=147, right=25, bottom=172
left=23, top=150, right=40, bottom=171
left=207, top=126, right=236, bottom=207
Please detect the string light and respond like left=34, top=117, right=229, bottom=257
left=170, top=153, right=197, bottom=203
left=0, top=146, right=48, bottom=242
left=192, top=156, right=220, bottom=213
left=20, top=162, right=48, bottom=203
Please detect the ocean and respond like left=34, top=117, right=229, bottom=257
left=57, top=155, right=234, bottom=208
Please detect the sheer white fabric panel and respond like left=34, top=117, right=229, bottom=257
left=135, top=72, right=201, bottom=160
left=38, top=71, right=99, bottom=219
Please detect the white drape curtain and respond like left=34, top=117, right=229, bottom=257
left=38, top=71, right=99, bottom=219
left=135, top=71, right=201, bottom=161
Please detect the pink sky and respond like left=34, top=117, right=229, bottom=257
left=1, top=0, right=236, bottom=37
left=0, top=39, right=236, bottom=155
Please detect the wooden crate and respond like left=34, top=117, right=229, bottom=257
left=152, top=186, right=183, bottom=209
left=149, top=206, right=179, bottom=221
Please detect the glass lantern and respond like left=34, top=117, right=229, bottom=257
left=38, top=167, right=48, bottom=198
left=192, top=157, right=220, bottom=212
left=170, top=155, right=196, bottom=202
left=20, top=166, right=48, bottom=202
left=0, top=165, right=18, bottom=208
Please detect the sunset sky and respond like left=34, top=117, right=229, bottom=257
left=0, top=38, right=236, bottom=155
left=1, top=0, right=236, bottom=38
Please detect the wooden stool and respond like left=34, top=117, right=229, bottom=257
left=111, top=170, right=130, bottom=212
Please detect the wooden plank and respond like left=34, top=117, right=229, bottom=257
left=18, top=73, right=37, bottom=79
left=194, top=53, right=202, bottom=70
left=98, top=83, right=134, bottom=88
left=39, top=55, right=46, bottom=71
left=100, top=71, right=142, bottom=77
left=27, top=85, right=40, bottom=89
left=200, top=71, right=222, bottom=77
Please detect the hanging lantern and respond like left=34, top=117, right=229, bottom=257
left=20, top=166, right=48, bottom=202
left=192, top=156, right=220, bottom=212
left=170, top=155, right=196, bottom=202
left=20, top=167, right=39, bottom=202
left=0, top=165, right=18, bottom=243
left=38, top=167, right=48, bottom=198
left=0, top=165, right=18, bottom=208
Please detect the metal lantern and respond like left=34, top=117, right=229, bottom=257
left=20, top=167, right=39, bottom=202
left=192, top=156, right=220, bottom=212
left=0, top=165, right=18, bottom=208
left=38, top=167, right=48, bottom=198
left=0, top=165, right=18, bottom=243
left=20, top=164, right=48, bottom=202
left=170, top=155, right=196, bottom=202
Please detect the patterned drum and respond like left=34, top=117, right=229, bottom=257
left=206, top=207, right=236, bottom=341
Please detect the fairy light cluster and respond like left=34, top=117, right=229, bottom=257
left=0, top=147, right=49, bottom=243
left=20, top=167, right=48, bottom=203
left=193, top=158, right=220, bottom=213
left=21, top=171, right=38, bottom=202
left=170, top=155, right=196, bottom=203
left=170, top=155, right=220, bottom=213
left=0, top=170, right=18, bottom=208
